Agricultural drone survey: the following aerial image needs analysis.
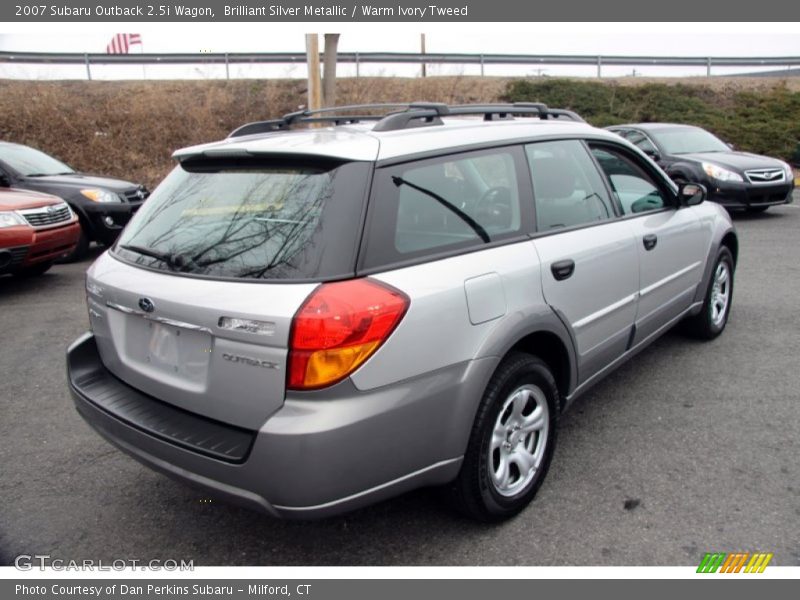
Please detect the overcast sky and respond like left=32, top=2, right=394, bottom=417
left=1, top=23, right=799, bottom=79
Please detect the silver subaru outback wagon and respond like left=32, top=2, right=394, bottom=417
left=67, top=103, right=737, bottom=521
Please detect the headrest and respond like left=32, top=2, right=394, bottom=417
left=530, top=157, right=577, bottom=200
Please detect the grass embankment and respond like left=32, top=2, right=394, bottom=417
left=1, top=76, right=798, bottom=189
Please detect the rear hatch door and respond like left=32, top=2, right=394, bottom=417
left=86, top=156, right=373, bottom=429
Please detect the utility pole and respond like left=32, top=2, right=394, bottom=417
left=420, top=33, right=426, bottom=78
left=305, top=34, right=322, bottom=112
left=322, top=33, right=340, bottom=107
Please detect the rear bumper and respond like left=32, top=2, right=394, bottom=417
left=68, top=332, right=491, bottom=518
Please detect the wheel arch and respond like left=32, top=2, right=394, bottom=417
left=506, top=331, right=572, bottom=411
left=720, top=230, right=739, bottom=266
left=693, top=227, right=738, bottom=306
left=667, top=160, right=703, bottom=184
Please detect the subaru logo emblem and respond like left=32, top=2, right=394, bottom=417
left=138, top=297, right=155, bottom=313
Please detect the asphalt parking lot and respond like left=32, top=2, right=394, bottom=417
left=1, top=197, right=799, bottom=567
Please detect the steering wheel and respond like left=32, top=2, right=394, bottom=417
left=476, top=186, right=511, bottom=210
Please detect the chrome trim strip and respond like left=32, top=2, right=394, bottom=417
left=635, top=286, right=697, bottom=326
left=272, top=458, right=463, bottom=512
left=573, top=293, right=638, bottom=330
left=639, top=261, right=702, bottom=297
left=105, top=302, right=213, bottom=334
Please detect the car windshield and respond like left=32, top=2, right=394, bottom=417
left=113, top=158, right=369, bottom=281
left=0, top=144, right=74, bottom=176
left=650, top=128, right=730, bottom=155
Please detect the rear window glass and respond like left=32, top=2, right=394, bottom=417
left=114, top=158, right=369, bottom=281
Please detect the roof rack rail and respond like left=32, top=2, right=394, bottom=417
left=228, top=102, right=585, bottom=138
left=228, top=103, right=413, bottom=138
left=372, top=102, right=585, bottom=132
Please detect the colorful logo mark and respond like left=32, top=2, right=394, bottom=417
left=697, top=552, right=773, bottom=573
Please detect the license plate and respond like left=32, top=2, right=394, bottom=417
left=125, top=317, right=212, bottom=379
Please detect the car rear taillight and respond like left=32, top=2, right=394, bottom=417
left=288, top=279, right=409, bottom=390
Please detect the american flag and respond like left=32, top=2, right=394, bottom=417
left=106, top=33, right=142, bottom=54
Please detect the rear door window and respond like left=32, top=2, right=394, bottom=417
left=114, top=158, right=370, bottom=281
left=526, top=140, right=616, bottom=231
left=361, top=147, right=532, bottom=270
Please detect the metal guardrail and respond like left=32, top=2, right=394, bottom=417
left=2, top=50, right=800, bottom=80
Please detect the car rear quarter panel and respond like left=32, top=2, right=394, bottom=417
left=354, top=241, right=546, bottom=390
left=351, top=240, right=575, bottom=453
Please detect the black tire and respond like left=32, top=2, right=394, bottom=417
left=12, top=261, right=53, bottom=277
left=58, top=224, right=89, bottom=263
left=683, top=246, right=734, bottom=340
left=449, top=352, right=559, bottom=522
left=746, top=206, right=769, bottom=214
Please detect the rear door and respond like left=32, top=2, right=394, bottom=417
left=527, top=140, right=639, bottom=384
left=589, top=144, right=710, bottom=345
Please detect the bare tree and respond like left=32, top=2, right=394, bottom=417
left=322, top=34, right=340, bottom=107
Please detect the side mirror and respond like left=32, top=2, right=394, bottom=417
left=679, top=182, right=705, bottom=206
left=727, top=142, right=735, bottom=150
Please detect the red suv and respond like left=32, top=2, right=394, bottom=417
left=0, top=187, right=80, bottom=276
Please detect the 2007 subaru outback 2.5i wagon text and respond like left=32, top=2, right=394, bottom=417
left=67, top=103, right=737, bottom=521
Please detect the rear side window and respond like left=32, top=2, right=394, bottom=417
left=114, top=158, right=370, bottom=281
left=526, top=140, right=615, bottom=231
left=361, top=147, right=531, bottom=269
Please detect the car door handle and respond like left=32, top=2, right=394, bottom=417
left=643, top=234, right=658, bottom=251
left=551, top=259, right=575, bottom=281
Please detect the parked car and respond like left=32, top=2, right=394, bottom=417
left=0, top=187, right=80, bottom=276
left=67, top=103, right=737, bottom=521
left=0, top=142, right=149, bottom=261
left=605, top=123, right=794, bottom=213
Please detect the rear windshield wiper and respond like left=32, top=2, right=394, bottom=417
left=391, top=176, right=490, bottom=243
left=119, top=244, right=190, bottom=271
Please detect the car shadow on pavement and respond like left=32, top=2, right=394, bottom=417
left=729, top=209, right=784, bottom=222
